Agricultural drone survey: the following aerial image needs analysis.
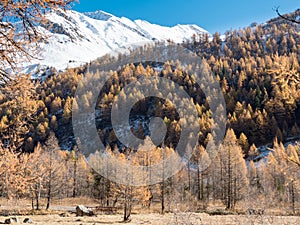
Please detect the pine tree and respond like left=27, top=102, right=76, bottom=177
left=248, top=144, right=259, bottom=161
left=63, top=96, right=73, bottom=123
left=0, top=75, right=38, bottom=150
left=238, top=132, right=250, bottom=155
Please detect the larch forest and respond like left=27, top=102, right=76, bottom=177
left=0, top=1, right=300, bottom=224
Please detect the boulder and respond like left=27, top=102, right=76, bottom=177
left=11, top=217, right=19, bottom=223
left=23, top=218, right=33, bottom=223
left=4, top=218, right=14, bottom=224
left=4, top=217, right=20, bottom=224
left=59, top=212, right=71, bottom=217
left=75, top=205, right=94, bottom=216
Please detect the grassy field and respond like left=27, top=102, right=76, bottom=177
left=0, top=213, right=300, bottom=225
left=0, top=198, right=299, bottom=224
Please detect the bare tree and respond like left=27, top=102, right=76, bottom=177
left=44, top=132, right=64, bottom=210
left=27, top=143, right=47, bottom=210
left=214, top=129, right=249, bottom=210
left=0, top=0, right=73, bottom=79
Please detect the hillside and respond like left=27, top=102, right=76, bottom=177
left=20, top=9, right=298, bottom=153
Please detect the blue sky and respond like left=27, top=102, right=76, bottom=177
left=72, top=1, right=299, bottom=33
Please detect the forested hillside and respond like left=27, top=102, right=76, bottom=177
left=184, top=10, right=300, bottom=146
left=0, top=8, right=299, bottom=217
left=2, top=10, right=299, bottom=153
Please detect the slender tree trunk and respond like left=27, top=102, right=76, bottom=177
left=220, top=158, right=224, bottom=203
left=36, top=181, right=41, bottom=210
left=46, top=169, right=52, bottom=210
left=197, top=163, right=201, bottom=201
left=226, top=149, right=232, bottom=210
left=124, top=190, right=127, bottom=221
left=161, top=182, right=165, bottom=214
left=35, top=190, right=39, bottom=210
left=72, top=156, right=77, bottom=198
left=161, top=151, right=165, bottom=214
left=128, top=188, right=132, bottom=219
left=212, top=167, right=216, bottom=202
left=201, top=172, right=204, bottom=200
left=206, top=176, right=210, bottom=202
left=188, top=160, right=191, bottom=192
left=30, top=186, right=34, bottom=211
left=291, top=181, right=295, bottom=215
left=123, top=186, right=132, bottom=221
left=46, top=181, right=51, bottom=210
left=36, top=193, right=39, bottom=210
left=31, top=197, right=34, bottom=211
left=106, top=181, right=110, bottom=207
left=233, top=163, right=237, bottom=209
left=148, top=155, right=153, bottom=208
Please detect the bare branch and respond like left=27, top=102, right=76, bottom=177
left=0, top=0, right=75, bottom=79
left=275, top=7, right=300, bottom=24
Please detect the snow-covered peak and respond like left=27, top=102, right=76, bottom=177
left=83, top=10, right=114, bottom=21
left=18, top=9, right=208, bottom=76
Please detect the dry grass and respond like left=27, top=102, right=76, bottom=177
left=0, top=213, right=299, bottom=225
left=0, top=198, right=299, bottom=224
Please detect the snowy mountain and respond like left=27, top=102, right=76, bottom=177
left=20, top=9, right=208, bottom=75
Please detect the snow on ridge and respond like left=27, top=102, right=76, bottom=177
left=83, top=10, right=114, bottom=21
left=18, top=9, right=208, bottom=77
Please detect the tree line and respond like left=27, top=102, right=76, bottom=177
left=0, top=128, right=299, bottom=217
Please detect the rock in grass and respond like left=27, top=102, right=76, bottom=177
left=23, top=218, right=33, bottom=223
left=75, top=205, right=94, bottom=216
left=59, top=212, right=71, bottom=217
left=4, top=218, right=14, bottom=224
left=11, top=217, right=19, bottom=223
left=4, top=217, right=21, bottom=224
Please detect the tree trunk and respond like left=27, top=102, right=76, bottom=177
left=226, top=149, right=232, bottom=210
left=201, top=172, right=204, bottom=201
left=161, top=151, right=165, bottom=214
left=206, top=176, right=210, bottom=202
left=291, top=181, right=295, bottom=215
left=36, top=181, right=41, bottom=210
left=72, top=157, right=77, bottom=198
left=123, top=194, right=127, bottom=221
left=161, top=182, right=165, bottom=214
left=46, top=182, right=51, bottom=210
left=123, top=186, right=132, bottom=222
left=106, top=179, right=110, bottom=207
left=35, top=190, right=40, bottom=210
left=188, top=160, right=191, bottom=192
left=197, top=164, right=201, bottom=201
left=46, top=169, right=52, bottom=210
left=31, top=197, right=34, bottom=212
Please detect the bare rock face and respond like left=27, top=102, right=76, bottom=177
left=75, top=205, right=94, bottom=216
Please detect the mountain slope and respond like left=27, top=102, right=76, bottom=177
left=20, top=10, right=208, bottom=75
